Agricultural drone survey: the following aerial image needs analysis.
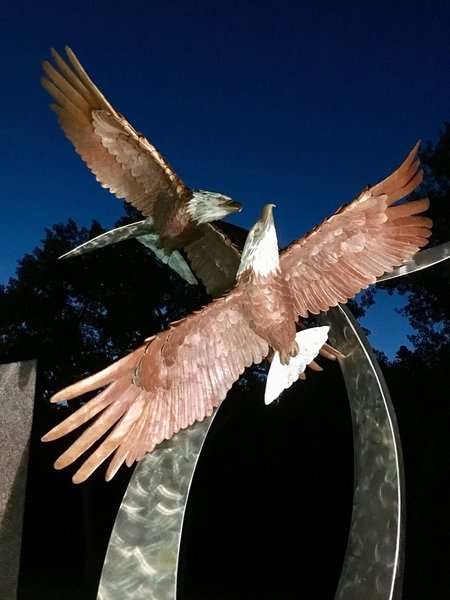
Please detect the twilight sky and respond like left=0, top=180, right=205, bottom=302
left=1, top=0, right=449, bottom=357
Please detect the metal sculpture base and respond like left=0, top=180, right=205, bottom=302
left=96, top=306, right=404, bottom=599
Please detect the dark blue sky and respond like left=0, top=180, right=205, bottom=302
left=1, top=1, right=449, bottom=357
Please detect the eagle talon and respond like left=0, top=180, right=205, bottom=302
left=290, top=340, right=299, bottom=357
left=279, top=341, right=299, bottom=365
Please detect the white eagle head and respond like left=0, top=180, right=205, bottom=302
left=187, top=190, right=242, bottom=224
left=237, top=204, right=280, bottom=279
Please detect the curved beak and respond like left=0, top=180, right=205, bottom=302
left=259, top=203, right=276, bottom=229
left=223, top=199, right=242, bottom=214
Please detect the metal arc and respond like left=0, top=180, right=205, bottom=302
left=377, top=241, right=450, bottom=282
left=97, top=414, right=215, bottom=600
left=318, top=306, right=405, bottom=600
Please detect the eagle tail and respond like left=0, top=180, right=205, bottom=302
left=264, top=327, right=330, bottom=405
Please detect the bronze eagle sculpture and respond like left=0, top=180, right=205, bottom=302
left=43, top=144, right=431, bottom=483
left=42, top=47, right=242, bottom=296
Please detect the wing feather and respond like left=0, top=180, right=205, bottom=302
left=42, top=293, right=269, bottom=482
left=280, top=145, right=431, bottom=316
left=42, top=47, right=187, bottom=218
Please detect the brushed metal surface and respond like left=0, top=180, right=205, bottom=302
left=319, top=306, right=405, bottom=600
left=377, top=241, right=450, bottom=281
left=97, top=414, right=215, bottom=600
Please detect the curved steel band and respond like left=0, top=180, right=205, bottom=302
left=377, top=241, right=450, bottom=282
left=319, top=306, right=404, bottom=599
left=97, top=415, right=215, bottom=600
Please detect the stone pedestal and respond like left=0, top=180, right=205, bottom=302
left=0, top=360, right=36, bottom=600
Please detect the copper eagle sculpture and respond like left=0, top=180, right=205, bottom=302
left=42, top=47, right=242, bottom=296
left=43, top=144, right=431, bottom=483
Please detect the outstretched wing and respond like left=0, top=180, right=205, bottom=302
left=42, top=293, right=269, bottom=483
left=42, top=46, right=188, bottom=217
left=280, top=143, right=432, bottom=317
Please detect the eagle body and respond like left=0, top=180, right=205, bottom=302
left=43, top=140, right=432, bottom=483
left=238, top=273, right=298, bottom=363
left=153, top=193, right=197, bottom=252
left=233, top=205, right=298, bottom=360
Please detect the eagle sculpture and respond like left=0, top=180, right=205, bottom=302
left=43, top=144, right=431, bottom=483
left=42, top=47, right=242, bottom=296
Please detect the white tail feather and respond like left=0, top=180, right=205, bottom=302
left=264, top=327, right=330, bottom=405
